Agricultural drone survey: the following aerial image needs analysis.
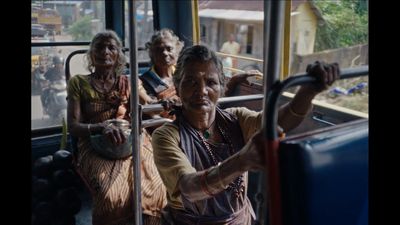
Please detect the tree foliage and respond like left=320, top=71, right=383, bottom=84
left=67, top=15, right=93, bottom=41
left=314, top=0, right=368, bottom=51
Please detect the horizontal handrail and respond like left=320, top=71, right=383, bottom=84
left=216, top=52, right=264, bottom=63
left=218, top=94, right=264, bottom=104
left=31, top=41, right=90, bottom=47
left=265, top=65, right=368, bottom=139
left=141, top=118, right=173, bottom=128
left=141, top=94, right=265, bottom=113
left=142, top=104, right=164, bottom=113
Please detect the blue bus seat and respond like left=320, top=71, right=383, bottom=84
left=279, top=119, right=368, bottom=225
left=138, top=66, right=149, bottom=75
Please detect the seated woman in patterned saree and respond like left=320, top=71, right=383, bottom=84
left=140, top=28, right=258, bottom=123
left=67, top=30, right=166, bottom=225
left=151, top=45, right=340, bottom=225
left=140, top=28, right=183, bottom=105
left=138, top=28, right=184, bottom=123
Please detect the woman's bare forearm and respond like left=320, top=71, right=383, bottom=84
left=278, top=87, right=317, bottom=132
left=179, top=152, right=246, bottom=202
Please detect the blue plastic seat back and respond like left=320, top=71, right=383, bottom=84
left=279, top=119, right=368, bottom=225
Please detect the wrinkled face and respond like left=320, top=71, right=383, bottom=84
left=178, top=61, right=222, bottom=113
left=151, top=38, right=178, bottom=68
left=92, top=38, right=119, bottom=69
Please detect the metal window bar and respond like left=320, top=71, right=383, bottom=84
left=216, top=49, right=264, bottom=75
left=65, top=47, right=149, bottom=81
left=259, top=1, right=285, bottom=225
left=216, top=52, right=264, bottom=63
left=141, top=94, right=265, bottom=113
left=127, top=1, right=142, bottom=224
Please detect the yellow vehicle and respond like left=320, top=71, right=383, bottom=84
left=31, top=37, right=50, bottom=71
left=31, top=55, right=40, bottom=70
left=32, top=7, right=62, bottom=35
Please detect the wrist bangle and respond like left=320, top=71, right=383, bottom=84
left=200, top=170, right=215, bottom=197
left=288, top=104, right=309, bottom=118
left=216, top=162, right=228, bottom=189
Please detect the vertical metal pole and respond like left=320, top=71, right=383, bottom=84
left=262, top=0, right=271, bottom=95
left=282, top=1, right=292, bottom=80
left=263, top=0, right=285, bottom=101
left=262, top=1, right=285, bottom=225
left=128, top=1, right=142, bottom=224
left=255, top=1, right=273, bottom=223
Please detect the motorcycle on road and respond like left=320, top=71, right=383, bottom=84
left=41, top=79, right=67, bottom=123
left=40, top=56, right=67, bottom=123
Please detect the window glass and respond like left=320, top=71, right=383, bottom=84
left=31, top=46, right=88, bottom=130
left=31, top=1, right=156, bottom=130
left=289, top=0, right=368, bottom=114
left=197, top=0, right=368, bottom=114
left=31, top=1, right=106, bottom=42
left=198, top=0, right=264, bottom=77
left=124, top=0, right=154, bottom=63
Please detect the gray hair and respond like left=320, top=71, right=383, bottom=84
left=173, top=45, right=225, bottom=92
left=145, top=28, right=184, bottom=64
left=86, top=30, right=126, bottom=75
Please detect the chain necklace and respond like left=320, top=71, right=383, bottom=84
left=195, top=122, right=245, bottom=198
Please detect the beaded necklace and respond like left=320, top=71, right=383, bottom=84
left=201, top=121, right=214, bottom=139
left=195, top=122, right=245, bottom=198
left=195, top=130, right=219, bottom=166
